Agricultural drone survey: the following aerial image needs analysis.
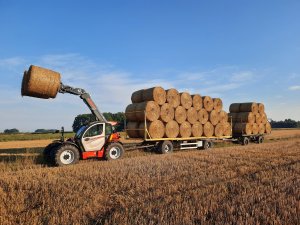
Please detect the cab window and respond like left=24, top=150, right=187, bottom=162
left=105, top=124, right=113, bottom=136
left=83, top=124, right=103, bottom=138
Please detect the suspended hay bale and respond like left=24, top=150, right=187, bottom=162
left=166, top=88, right=180, bottom=108
left=180, top=92, right=193, bottom=109
left=229, top=103, right=241, bottom=113
left=139, top=120, right=165, bottom=139
left=125, top=104, right=137, bottom=121
left=252, top=123, right=259, bottom=135
left=255, top=113, right=262, bottom=124
left=202, top=96, right=214, bottom=112
left=219, top=111, right=228, bottom=123
left=265, top=122, right=272, bottom=134
left=258, top=103, right=265, bottom=113
left=214, top=123, right=224, bottom=137
left=135, top=101, right=160, bottom=122
left=233, top=123, right=252, bottom=135
left=192, top=122, right=203, bottom=137
left=164, top=120, right=179, bottom=138
left=142, top=87, right=166, bottom=105
left=209, top=110, right=220, bottom=126
left=239, top=102, right=258, bottom=114
left=213, top=98, right=223, bottom=112
left=192, top=94, right=202, bottom=110
left=258, top=123, right=265, bottom=134
left=175, top=106, right=187, bottom=124
left=126, top=121, right=140, bottom=138
left=231, top=112, right=255, bottom=123
left=203, top=121, right=214, bottom=137
left=131, top=89, right=144, bottom=103
left=21, top=65, right=61, bottom=99
left=187, top=107, right=198, bottom=124
left=160, top=103, right=175, bottom=123
left=198, top=108, right=209, bottom=125
left=179, top=121, right=192, bottom=138
left=223, top=122, right=232, bottom=136
left=261, top=113, right=268, bottom=124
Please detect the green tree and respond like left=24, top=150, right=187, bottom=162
left=4, top=128, right=19, bottom=134
left=72, top=114, right=96, bottom=133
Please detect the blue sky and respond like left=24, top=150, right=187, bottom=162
left=0, top=0, right=300, bottom=132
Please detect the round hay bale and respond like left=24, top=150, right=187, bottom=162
left=142, top=87, right=166, bottom=105
left=239, top=102, right=258, bottom=114
left=175, top=106, right=187, bottom=124
left=139, top=120, right=165, bottom=139
left=21, top=65, right=61, bottom=99
left=258, top=103, right=265, bottom=113
left=179, top=121, right=192, bottom=138
left=261, top=113, right=268, bottom=124
left=233, top=123, right=252, bottom=135
left=192, top=94, right=202, bottom=110
left=191, top=122, right=203, bottom=137
left=126, top=121, right=140, bottom=138
left=214, top=123, right=224, bottom=137
left=160, top=103, right=175, bottom=123
left=164, top=120, right=179, bottom=138
left=258, top=123, right=265, bottom=134
left=229, top=103, right=241, bottom=113
left=265, top=122, right=272, bottom=134
left=125, top=104, right=137, bottom=121
left=166, top=88, right=180, bottom=108
left=223, top=122, right=232, bottom=136
left=202, top=96, right=214, bottom=112
left=252, top=123, right=259, bottom=135
left=213, top=98, right=223, bottom=112
left=135, top=101, right=160, bottom=122
left=232, top=112, right=255, bottom=123
left=198, top=109, right=209, bottom=125
left=219, top=111, right=228, bottom=123
left=187, top=107, right=198, bottom=124
left=255, top=113, right=262, bottom=124
left=180, top=92, right=193, bottom=109
left=209, top=110, right=220, bottom=126
left=131, top=89, right=144, bottom=103
left=203, top=122, right=214, bottom=137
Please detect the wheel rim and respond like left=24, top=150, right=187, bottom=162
left=109, top=146, right=121, bottom=159
left=60, top=150, right=75, bottom=165
left=164, top=144, right=170, bottom=152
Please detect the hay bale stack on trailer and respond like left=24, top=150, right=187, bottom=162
left=125, top=87, right=231, bottom=139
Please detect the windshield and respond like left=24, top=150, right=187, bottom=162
left=75, top=126, right=87, bottom=138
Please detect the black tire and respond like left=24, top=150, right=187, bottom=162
left=242, top=137, right=249, bottom=146
left=158, top=141, right=174, bottom=154
left=104, top=143, right=124, bottom=160
left=53, top=144, right=80, bottom=166
left=43, top=142, right=60, bottom=165
left=257, top=136, right=264, bottom=144
left=203, top=141, right=213, bottom=150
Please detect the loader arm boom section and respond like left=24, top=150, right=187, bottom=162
left=59, top=84, right=107, bottom=123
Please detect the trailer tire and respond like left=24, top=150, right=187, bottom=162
left=158, top=141, right=173, bottom=154
left=257, top=136, right=264, bottom=144
left=53, top=144, right=80, bottom=166
left=203, top=141, right=213, bottom=150
left=105, top=143, right=124, bottom=160
left=242, top=137, right=249, bottom=146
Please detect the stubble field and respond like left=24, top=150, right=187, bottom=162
left=0, top=129, right=299, bottom=224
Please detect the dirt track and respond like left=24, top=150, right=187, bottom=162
left=0, top=129, right=299, bottom=149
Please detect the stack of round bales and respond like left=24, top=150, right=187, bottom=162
left=229, top=102, right=271, bottom=136
left=125, top=87, right=231, bottom=139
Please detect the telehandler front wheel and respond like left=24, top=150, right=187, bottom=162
left=104, top=143, right=124, bottom=160
left=53, top=144, right=80, bottom=166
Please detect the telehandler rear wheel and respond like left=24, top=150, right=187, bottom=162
left=43, top=142, right=60, bottom=165
left=104, top=143, right=124, bottom=160
left=53, top=144, right=80, bottom=166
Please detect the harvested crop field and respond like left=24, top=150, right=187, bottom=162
left=0, top=138, right=299, bottom=224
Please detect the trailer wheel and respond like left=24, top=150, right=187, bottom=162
left=203, top=141, right=213, bottom=150
left=242, top=137, right=249, bottom=146
left=158, top=141, right=173, bottom=154
left=257, top=136, right=264, bottom=144
left=53, top=144, right=80, bottom=166
left=105, top=143, right=124, bottom=160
